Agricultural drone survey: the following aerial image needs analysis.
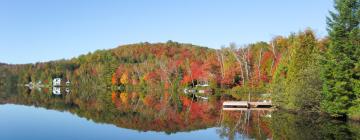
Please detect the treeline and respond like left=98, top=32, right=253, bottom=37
left=0, top=31, right=325, bottom=110
left=0, top=0, right=359, bottom=121
left=0, top=30, right=354, bottom=120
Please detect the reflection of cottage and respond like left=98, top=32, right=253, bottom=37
left=65, top=88, right=70, bottom=94
left=52, top=87, right=61, bottom=95
left=53, top=78, right=61, bottom=86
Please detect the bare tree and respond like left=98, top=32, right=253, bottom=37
left=159, top=61, right=172, bottom=85
left=270, top=41, right=277, bottom=73
left=216, top=50, right=225, bottom=86
left=230, top=45, right=252, bottom=102
left=230, top=47, right=245, bottom=86
left=257, top=48, right=263, bottom=84
left=242, top=48, right=252, bottom=102
left=185, top=58, right=195, bottom=87
left=240, top=47, right=250, bottom=84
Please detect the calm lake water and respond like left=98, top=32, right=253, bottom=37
left=0, top=104, right=222, bottom=140
left=0, top=86, right=359, bottom=140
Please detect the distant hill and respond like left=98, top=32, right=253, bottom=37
left=0, top=31, right=327, bottom=101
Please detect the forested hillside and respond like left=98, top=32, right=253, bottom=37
left=0, top=30, right=325, bottom=103
left=1, top=0, right=359, bottom=121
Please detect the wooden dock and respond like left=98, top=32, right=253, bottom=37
left=223, top=101, right=249, bottom=108
left=222, top=101, right=272, bottom=109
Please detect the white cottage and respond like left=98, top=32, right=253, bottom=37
left=53, top=78, right=61, bottom=86
left=65, top=88, right=70, bottom=94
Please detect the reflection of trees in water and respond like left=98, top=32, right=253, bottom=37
left=349, top=122, right=360, bottom=138
left=1, top=85, right=223, bottom=133
left=270, top=111, right=360, bottom=140
left=217, top=110, right=272, bottom=140
left=110, top=89, right=222, bottom=133
left=217, top=110, right=360, bottom=140
left=2, top=84, right=360, bottom=139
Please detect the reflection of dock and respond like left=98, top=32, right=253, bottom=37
left=222, top=101, right=273, bottom=110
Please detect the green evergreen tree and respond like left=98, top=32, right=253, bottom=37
left=272, top=30, right=322, bottom=110
left=285, top=30, right=322, bottom=111
left=322, top=0, right=360, bottom=118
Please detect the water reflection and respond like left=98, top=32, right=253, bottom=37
left=52, top=87, right=70, bottom=95
left=0, top=84, right=359, bottom=140
left=270, top=111, right=360, bottom=140
left=52, top=87, right=61, bottom=95
left=217, top=110, right=272, bottom=140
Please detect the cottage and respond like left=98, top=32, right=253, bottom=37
left=25, top=82, right=33, bottom=87
left=65, top=88, right=70, bottom=94
left=53, top=78, right=61, bottom=86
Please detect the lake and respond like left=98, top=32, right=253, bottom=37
left=0, top=86, right=359, bottom=140
left=0, top=104, right=223, bottom=140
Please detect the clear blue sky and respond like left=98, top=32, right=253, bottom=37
left=0, top=0, right=333, bottom=64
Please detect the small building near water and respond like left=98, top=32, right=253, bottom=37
left=53, top=78, right=61, bottom=86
